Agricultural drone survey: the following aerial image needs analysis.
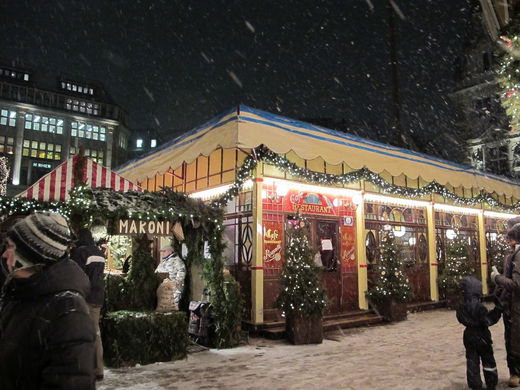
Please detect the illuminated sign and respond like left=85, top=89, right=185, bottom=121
left=32, top=162, right=52, bottom=169
left=284, top=190, right=336, bottom=215
left=116, top=219, right=174, bottom=236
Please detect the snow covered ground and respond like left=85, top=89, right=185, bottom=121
left=98, top=307, right=511, bottom=389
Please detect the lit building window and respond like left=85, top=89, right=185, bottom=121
left=71, top=121, right=106, bottom=141
left=24, top=113, right=64, bottom=134
left=22, top=140, right=61, bottom=160
left=151, top=139, right=157, bottom=148
left=0, top=109, right=16, bottom=127
left=0, top=67, right=30, bottom=82
left=61, top=81, right=94, bottom=95
left=0, top=136, right=14, bottom=154
left=70, top=146, right=104, bottom=165
left=66, top=98, right=99, bottom=115
left=136, top=139, right=143, bottom=148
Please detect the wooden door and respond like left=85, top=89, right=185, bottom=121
left=314, top=220, right=342, bottom=314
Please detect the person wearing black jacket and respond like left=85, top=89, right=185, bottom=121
left=71, top=228, right=106, bottom=380
left=457, top=276, right=502, bottom=390
left=0, top=212, right=95, bottom=390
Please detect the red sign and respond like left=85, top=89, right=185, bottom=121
left=263, top=219, right=283, bottom=273
left=340, top=225, right=356, bottom=272
left=284, top=190, right=336, bottom=216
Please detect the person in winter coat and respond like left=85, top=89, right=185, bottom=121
left=492, top=221, right=520, bottom=387
left=70, top=228, right=106, bottom=380
left=456, top=276, right=502, bottom=390
left=155, top=245, right=186, bottom=307
left=0, top=212, right=95, bottom=390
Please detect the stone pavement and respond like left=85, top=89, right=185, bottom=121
left=98, top=308, right=512, bottom=390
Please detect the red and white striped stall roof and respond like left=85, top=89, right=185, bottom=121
left=17, top=156, right=141, bottom=202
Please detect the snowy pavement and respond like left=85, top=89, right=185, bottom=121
left=98, top=307, right=512, bottom=390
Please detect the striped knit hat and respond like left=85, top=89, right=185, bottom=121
left=7, top=212, right=72, bottom=269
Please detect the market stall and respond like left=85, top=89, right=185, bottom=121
left=116, top=105, right=520, bottom=325
left=16, top=154, right=141, bottom=202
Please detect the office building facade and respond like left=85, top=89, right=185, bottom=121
left=0, top=61, right=130, bottom=195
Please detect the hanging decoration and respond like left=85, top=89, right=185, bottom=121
left=0, top=156, right=9, bottom=196
left=212, top=146, right=520, bottom=212
left=1, top=146, right=520, bottom=216
left=496, top=7, right=520, bottom=130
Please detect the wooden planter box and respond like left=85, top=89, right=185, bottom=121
left=377, top=299, right=407, bottom=322
left=286, top=316, right=323, bottom=345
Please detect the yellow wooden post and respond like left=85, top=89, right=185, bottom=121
left=477, top=211, right=489, bottom=295
left=251, top=162, right=264, bottom=324
left=426, top=203, right=439, bottom=301
left=355, top=192, right=368, bottom=309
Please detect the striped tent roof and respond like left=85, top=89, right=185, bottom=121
left=17, top=155, right=141, bottom=202
left=116, top=105, right=520, bottom=199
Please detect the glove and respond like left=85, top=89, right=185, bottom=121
left=490, top=265, right=500, bottom=283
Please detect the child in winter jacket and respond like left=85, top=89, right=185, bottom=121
left=457, top=276, right=502, bottom=390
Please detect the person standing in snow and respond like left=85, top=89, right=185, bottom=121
left=71, top=228, right=106, bottom=381
left=0, top=212, right=95, bottom=390
left=492, top=220, right=520, bottom=388
left=457, top=276, right=501, bottom=390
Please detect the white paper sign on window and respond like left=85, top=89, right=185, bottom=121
left=321, top=239, right=333, bottom=251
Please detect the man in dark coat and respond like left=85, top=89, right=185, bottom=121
left=71, top=228, right=106, bottom=380
left=457, top=276, right=501, bottom=390
left=492, top=220, right=520, bottom=387
left=0, top=212, right=95, bottom=390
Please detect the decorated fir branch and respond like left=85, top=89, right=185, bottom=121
left=496, top=6, right=520, bottom=131
left=276, top=214, right=327, bottom=318
left=487, top=234, right=510, bottom=275
left=366, top=229, right=413, bottom=304
left=438, top=231, right=475, bottom=297
left=211, top=146, right=520, bottom=212
left=2, top=146, right=520, bottom=217
left=0, top=156, right=9, bottom=196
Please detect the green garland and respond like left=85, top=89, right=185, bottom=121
left=213, top=146, right=520, bottom=212
left=2, top=147, right=519, bottom=217
left=496, top=6, right=520, bottom=130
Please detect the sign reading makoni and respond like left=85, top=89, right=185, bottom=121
left=116, top=219, right=175, bottom=236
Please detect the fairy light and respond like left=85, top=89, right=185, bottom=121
left=434, top=203, right=481, bottom=215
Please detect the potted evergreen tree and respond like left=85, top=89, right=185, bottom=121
left=438, top=231, right=474, bottom=309
left=276, top=215, right=327, bottom=344
left=366, top=229, right=413, bottom=322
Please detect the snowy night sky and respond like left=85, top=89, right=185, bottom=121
left=0, top=0, right=474, bottom=151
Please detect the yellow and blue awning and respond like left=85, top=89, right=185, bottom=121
left=116, top=105, right=520, bottom=199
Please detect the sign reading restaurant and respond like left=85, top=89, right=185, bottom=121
left=116, top=219, right=175, bottom=236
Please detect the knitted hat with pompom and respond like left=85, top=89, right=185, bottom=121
left=6, top=212, right=72, bottom=269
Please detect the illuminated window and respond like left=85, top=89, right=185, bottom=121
left=61, top=81, right=94, bottom=95
left=0, top=109, right=16, bottom=127
left=0, top=67, right=29, bottom=82
left=66, top=99, right=99, bottom=115
left=151, top=139, right=157, bottom=148
left=0, top=136, right=14, bottom=154
left=24, top=113, right=64, bottom=134
left=136, top=139, right=143, bottom=148
left=22, top=140, right=61, bottom=160
left=71, top=121, right=106, bottom=141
